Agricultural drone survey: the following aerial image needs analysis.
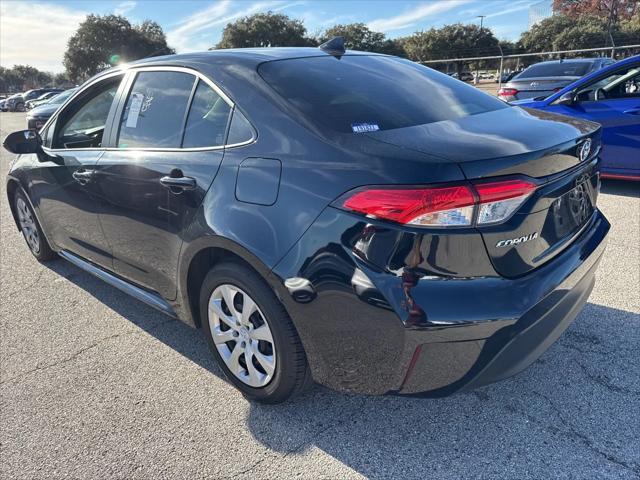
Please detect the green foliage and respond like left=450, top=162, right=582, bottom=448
left=0, top=65, right=59, bottom=92
left=403, top=23, right=499, bottom=62
left=520, top=12, right=639, bottom=54
left=216, top=12, right=311, bottom=49
left=319, top=23, right=404, bottom=55
left=63, top=15, right=175, bottom=83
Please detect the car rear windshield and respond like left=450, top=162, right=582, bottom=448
left=516, top=61, right=593, bottom=79
left=258, top=55, right=508, bottom=134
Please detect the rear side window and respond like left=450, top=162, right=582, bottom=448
left=118, top=71, right=195, bottom=148
left=517, top=62, right=592, bottom=79
left=182, top=80, right=231, bottom=148
left=258, top=55, right=507, bottom=134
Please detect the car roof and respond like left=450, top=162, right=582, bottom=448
left=529, top=58, right=600, bottom=66
left=88, top=48, right=383, bottom=82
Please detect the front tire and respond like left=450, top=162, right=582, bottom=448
left=13, top=190, right=56, bottom=261
left=200, top=262, right=311, bottom=403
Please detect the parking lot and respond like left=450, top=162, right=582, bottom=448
left=0, top=111, right=639, bottom=479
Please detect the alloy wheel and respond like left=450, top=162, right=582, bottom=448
left=16, top=197, right=40, bottom=254
left=208, top=284, right=276, bottom=388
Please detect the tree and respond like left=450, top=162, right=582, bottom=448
left=553, top=0, right=638, bottom=21
left=403, top=24, right=499, bottom=73
left=520, top=15, right=576, bottom=52
left=216, top=12, right=311, bottom=49
left=318, top=23, right=404, bottom=55
left=63, top=15, right=174, bottom=83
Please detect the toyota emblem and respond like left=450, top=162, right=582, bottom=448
left=579, top=139, right=592, bottom=162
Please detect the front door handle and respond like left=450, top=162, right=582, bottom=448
left=623, top=108, right=640, bottom=115
left=72, top=169, right=95, bottom=185
left=160, top=175, right=197, bottom=191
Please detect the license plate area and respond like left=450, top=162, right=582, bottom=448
left=548, top=178, right=596, bottom=238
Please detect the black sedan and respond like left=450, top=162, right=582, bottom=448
left=3, top=40, right=609, bottom=403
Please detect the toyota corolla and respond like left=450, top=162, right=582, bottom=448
left=3, top=40, right=609, bottom=403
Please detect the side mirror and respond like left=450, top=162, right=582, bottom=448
left=2, top=129, right=42, bottom=154
left=553, top=91, right=576, bottom=106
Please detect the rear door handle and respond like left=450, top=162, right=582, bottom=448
left=160, top=175, right=197, bottom=191
left=72, top=169, right=95, bottom=185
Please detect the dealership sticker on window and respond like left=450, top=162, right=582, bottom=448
left=126, top=93, right=144, bottom=128
left=351, top=122, right=380, bottom=133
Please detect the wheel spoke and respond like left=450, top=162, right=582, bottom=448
left=245, top=348, right=265, bottom=386
left=209, top=298, right=237, bottom=329
left=220, top=285, right=239, bottom=316
left=227, top=342, right=244, bottom=375
left=250, top=324, right=273, bottom=343
left=212, top=326, right=235, bottom=345
left=241, top=294, right=257, bottom=325
left=252, top=345, right=275, bottom=376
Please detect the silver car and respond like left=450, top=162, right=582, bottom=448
left=498, top=58, right=615, bottom=102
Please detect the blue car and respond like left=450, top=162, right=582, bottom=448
left=513, top=55, right=640, bottom=180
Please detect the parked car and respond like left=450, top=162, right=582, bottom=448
left=458, top=71, right=474, bottom=82
left=5, top=88, right=63, bottom=112
left=25, top=91, right=60, bottom=110
left=25, top=88, right=77, bottom=130
left=513, top=54, right=640, bottom=180
left=2, top=93, right=24, bottom=112
left=3, top=42, right=609, bottom=403
left=498, top=58, right=615, bottom=102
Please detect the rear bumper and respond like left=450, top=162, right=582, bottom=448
left=271, top=208, right=610, bottom=396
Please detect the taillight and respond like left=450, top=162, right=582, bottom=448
left=340, top=179, right=536, bottom=228
left=343, top=186, right=475, bottom=227
left=498, top=88, right=518, bottom=97
left=474, top=179, right=536, bottom=225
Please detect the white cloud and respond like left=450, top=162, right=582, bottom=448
left=167, top=0, right=305, bottom=52
left=0, top=1, right=86, bottom=72
left=114, top=1, right=137, bottom=16
left=368, top=0, right=472, bottom=33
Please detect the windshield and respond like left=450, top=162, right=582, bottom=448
left=258, top=55, right=508, bottom=134
left=516, top=61, right=593, bottom=79
left=49, top=89, right=77, bottom=105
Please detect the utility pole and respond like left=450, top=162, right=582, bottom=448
left=474, top=15, right=486, bottom=85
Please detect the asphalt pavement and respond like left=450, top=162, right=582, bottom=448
left=1, top=111, right=639, bottom=479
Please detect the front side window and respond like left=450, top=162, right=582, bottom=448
left=53, top=75, right=122, bottom=149
left=118, top=71, right=195, bottom=148
left=577, top=65, right=640, bottom=101
left=259, top=55, right=507, bottom=134
left=182, top=80, right=231, bottom=148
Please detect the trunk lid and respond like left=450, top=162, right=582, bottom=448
left=365, top=106, right=602, bottom=277
left=506, top=76, right=578, bottom=93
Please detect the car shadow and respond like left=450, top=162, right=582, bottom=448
left=601, top=179, right=639, bottom=198
left=43, top=258, right=640, bottom=478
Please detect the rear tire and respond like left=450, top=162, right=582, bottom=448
left=199, top=261, right=312, bottom=403
left=13, top=190, right=56, bottom=261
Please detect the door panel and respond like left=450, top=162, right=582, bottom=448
left=94, top=150, right=223, bottom=299
left=547, top=99, right=640, bottom=172
left=31, top=150, right=112, bottom=266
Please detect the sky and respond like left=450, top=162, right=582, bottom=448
left=0, top=0, right=541, bottom=72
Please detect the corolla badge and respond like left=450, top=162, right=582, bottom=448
left=579, top=138, right=592, bottom=162
left=496, top=232, right=538, bottom=248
